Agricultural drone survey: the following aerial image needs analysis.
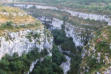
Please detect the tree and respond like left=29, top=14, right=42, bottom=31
left=63, top=15, right=69, bottom=25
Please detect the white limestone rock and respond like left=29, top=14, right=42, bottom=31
left=65, top=23, right=83, bottom=46
left=0, top=28, right=53, bottom=59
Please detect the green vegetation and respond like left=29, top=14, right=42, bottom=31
left=68, top=55, right=81, bottom=74
left=86, top=56, right=104, bottom=73
left=19, top=0, right=111, bottom=14
left=0, top=6, right=36, bottom=25
left=26, top=8, right=106, bottom=30
left=31, top=56, right=63, bottom=74
left=0, top=47, right=41, bottom=74
left=94, top=26, right=111, bottom=54
left=52, top=28, right=82, bottom=74
left=52, top=45, right=66, bottom=65
left=31, top=45, right=66, bottom=74
left=26, top=31, right=41, bottom=42
left=2, top=1, right=110, bottom=73
left=0, top=38, right=66, bottom=74
left=80, top=26, right=111, bottom=73
left=0, top=21, right=14, bottom=30
left=26, top=7, right=93, bottom=74
left=0, top=21, right=42, bottom=36
left=52, top=29, right=77, bottom=53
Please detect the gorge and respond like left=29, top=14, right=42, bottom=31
left=0, top=0, right=111, bottom=74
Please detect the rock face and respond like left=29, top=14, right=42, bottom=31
left=28, top=59, right=39, bottom=74
left=38, top=16, right=83, bottom=47
left=38, top=16, right=63, bottom=30
left=65, top=23, right=83, bottom=46
left=0, top=7, right=53, bottom=60
left=64, top=9, right=111, bottom=25
left=0, top=27, right=53, bottom=59
left=60, top=55, right=71, bottom=74
left=12, top=4, right=111, bottom=25
left=6, top=3, right=111, bottom=74
left=38, top=16, right=73, bottom=74
left=80, top=26, right=111, bottom=74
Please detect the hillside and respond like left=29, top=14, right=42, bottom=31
left=16, top=0, right=111, bottom=14
left=0, top=6, right=36, bottom=25
left=0, top=6, right=43, bottom=36
left=1, top=0, right=111, bottom=74
left=0, top=6, right=55, bottom=74
left=80, top=26, right=111, bottom=73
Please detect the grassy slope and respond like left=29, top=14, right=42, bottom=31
left=0, top=6, right=36, bottom=25
left=0, top=6, right=43, bottom=36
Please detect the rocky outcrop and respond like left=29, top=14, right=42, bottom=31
left=64, top=9, right=111, bottom=25
left=0, top=27, right=53, bottom=59
left=65, top=23, right=83, bottom=46
left=38, top=16, right=83, bottom=47
left=60, top=55, right=71, bottom=74
left=12, top=4, right=111, bottom=25
left=0, top=6, right=53, bottom=60
left=38, top=16, right=63, bottom=30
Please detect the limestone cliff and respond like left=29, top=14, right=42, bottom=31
left=0, top=6, right=53, bottom=59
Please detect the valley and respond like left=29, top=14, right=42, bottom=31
left=0, top=0, right=111, bottom=74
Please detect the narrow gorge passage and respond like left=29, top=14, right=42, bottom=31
left=0, top=0, right=111, bottom=74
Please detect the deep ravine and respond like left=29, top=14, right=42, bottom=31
left=0, top=3, right=95, bottom=74
left=1, top=2, right=111, bottom=74
left=37, top=16, right=85, bottom=74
